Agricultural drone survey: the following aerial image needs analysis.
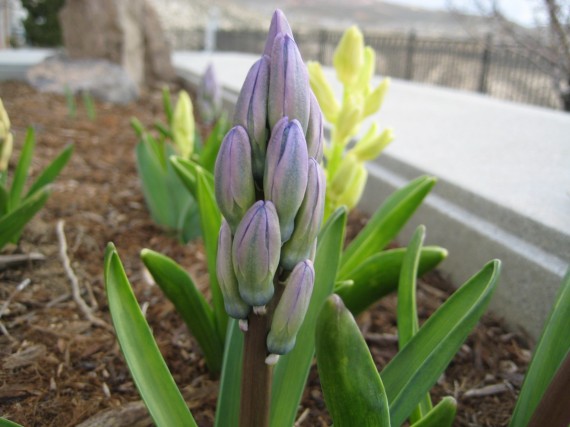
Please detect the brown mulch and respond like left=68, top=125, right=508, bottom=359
left=0, top=81, right=532, bottom=427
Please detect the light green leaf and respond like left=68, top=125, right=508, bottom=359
left=26, top=144, right=74, bottom=200
left=0, top=184, right=8, bottom=217
left=130, top=117, right=146, bottom=139
left=0, top=189, right=49, bottom=250
left=104, top=243, right=197, bottom=427
left=410, top=396, right=456, bottom=427
left=382, top=260, right=501, bottom=427
left=141, top=249, right=223, bottom=373
left=339, top=176, right=436, bottom=279
left=270, top=207, right=347, bottom=427
left=200, top=114, right=228, bottom=174
left=9, top=127, right=35, bottom=210
left=337, top=246, right=447, bottom=315
left=162, top=86, right=174, bottom=126
left=397, top=226, right=432, bottom=422
left=215, top=320, right=244, bottom=427
left=509, top=269, right=570, bottom=427
left=316, top=294, right=391, bottom=427
left=195, top=170, right=227, bottom=340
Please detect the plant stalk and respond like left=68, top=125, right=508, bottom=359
left=239, top=310, right=272, bottom=427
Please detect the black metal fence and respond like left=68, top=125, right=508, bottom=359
left=168, top=28, right=562, bottom=110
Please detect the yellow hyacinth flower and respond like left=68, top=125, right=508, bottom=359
left=331, top=154, right=368, bottom=210
left=0, top=98, right=13, bottom=172
left=350, top=125, right=394, bottom=162
left=307, top=61, right=341, bottom=123
left=172, top=91, right=195, bottom=159
left=335, top=95, right=362, bottom=146
left=363, top=78, right=390, bottom=118
left=333, top=26, right=364, bottom=87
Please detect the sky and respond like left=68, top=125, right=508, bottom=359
left=385, top=0, right=547, bottom=26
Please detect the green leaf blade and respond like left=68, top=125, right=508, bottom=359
left=9, top=127, right=35, bottom=209
left=382, top=260, right=501, bottom=426
left=410, top=396, right=457, bottom=427
left=141, top=249, right=223, bottom=373
left=0, top=189, right=49, bottom=249
left=104, top=243, right=197, bottom=427
left=315, top=294, right=391, bottom=427
left=26, top=144, right=74, bottom=200
left=339, top=176, right=436, bottom=279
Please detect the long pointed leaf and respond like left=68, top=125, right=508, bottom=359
left=270, top=207, right=348, bottom=427
left=410, top=396, right=456, bottom=427
left=0, top=418, right=23, bottom=427
left=9, top=127, right=35, bottom=209
left=338, top=246, right=447, bottom=315
left=0, top=184, right=8, bottom=216
left=0, top=189, right=49, bottom=249
left=382, top=260, right=501, bottom=426
left=316, top=294, right=391, bottom=427
left=195, top=170, right=227, bottom=340
left=339, top=176, right=436, bottom=279
left=509, top=269, right=570, bottom=427
left=104, top=243, right=197, bottom=427
left=200, top=115, right=228, bottom=173
left=214, top=320, right=244, bottom=427
left=141, top=249, right=223, bottom=373
left=397, top=226, right=432, bottom=422
left=26, top=144, right=74, bottom=200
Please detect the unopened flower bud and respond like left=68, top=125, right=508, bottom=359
left=363, top=78, right=390, bottom=117
left=281, top=159, right=325, bottom=270
left=268, top=34, right=310, bottom=133
left=232, top=201, right=281, bottom=307
left=350, top=125, right=393, bottom=162
left=331, top=154, right=368, bottom=209
left=215, top=126, right=256, bottom=232
left=267, top=260, right=315, bottom=355
left=307, top=61, right=340, bottom=123
left=0, top=98, right=12, bottom=172
left=234, top=56, right=270, bottom=179
left=264, top=118, right=309, bottom=243
left=263, top=9, right=294, bottom=57
left=333, top=26, right=364, bottom=87
left=217, top=220, right=250, bottom=319
left=353, top=46, right=376, bottom=96
left=335, top=95, right=362, bottom=145
left=172, top=91, right=195, bottom=159
left=198, top=63, right=222, bottom=124
left=306, top=92, right=324, bottom=162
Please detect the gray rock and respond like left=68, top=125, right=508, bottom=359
left=26, top=55, right=139, bottom=104
left=58, top=0, right=174, bottom=86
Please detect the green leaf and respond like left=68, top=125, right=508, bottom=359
left=83, top=92, right=96, bottom=121
left=200, top=114, right=228, bottom=173
left=130, top=117, right=146, bottom=139
left=337, top=246, right=447, bottom=315
left=0, top=418, right=23, bottom=427
left=171, top=156, right=216, bottom=200
left=339, top=176, right=436, bottom=279
left=382, top=260, right=501, bottom=427
left=0, top=189, right=49, bottom=250
left=215, top=320, right=244, bottom=427
left=25, top=144, right=74, bottom=200
left=397, top=226, right=432, bottom=423
left=141, top=249, right=224, bottom=373
left=269, top=207, right=347, bottom=427
left=162, top=86, right=174, bottom=126
left=9, top=127, right=35, bottom=210
left=154, top=121, right=174, bottom=140
left=316, top=294, right=391, bottom=427
left=195, top=169, right=227, bottom=340
left=410, top=396, right=456, bottom=427
left=509, top=269, right=570, bottom=427
left=104, top=243, right=197, bottom=427
left=0, top=184, right=8, bottom=217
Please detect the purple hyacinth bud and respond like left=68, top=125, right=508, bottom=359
left=268, top=34, right=311, bottom=133
left=267, top=260, right=315, bottom=355
left=306, top=92, right=324, bottom=162
left=264, top=118, right=309, bottom=243
left=198, top=63, right=222, bottom=124
left=263, top=9, right=294, bottom=57
left=217, top=220, right=251, bottom=319
left=280, top=158, right=325, bottom=270
left=233, top=56, right=270, bottom=180
left=232, top=201, right=281, bottom=307
left=215, top=126, right=256, bottom=232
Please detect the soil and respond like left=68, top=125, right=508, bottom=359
left=0, top=81, right=532, bottom=427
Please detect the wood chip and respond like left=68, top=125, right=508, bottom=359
left=463, top=382, right=510, bottom=398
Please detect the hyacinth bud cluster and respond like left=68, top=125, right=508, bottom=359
left=215, top=10, right=325, bottom=360
left=0, top=98, right=13, bottom=173
left=197, top=63, right=222, bottom=125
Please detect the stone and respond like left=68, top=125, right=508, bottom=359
left=58, top=0, right=175, bottom=87
left=26, top=54, right=139, bottom=104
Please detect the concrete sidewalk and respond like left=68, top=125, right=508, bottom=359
left=174, top=51, right=570, bottom=340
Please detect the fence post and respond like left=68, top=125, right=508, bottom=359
left=478, top=33, right=493, bottom=93
left=317, top=29, right=328, bottom=64
left=405, top=30, right=416, bottom=80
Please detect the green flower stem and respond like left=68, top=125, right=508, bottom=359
left=240, top=310, right=273, bottom=427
